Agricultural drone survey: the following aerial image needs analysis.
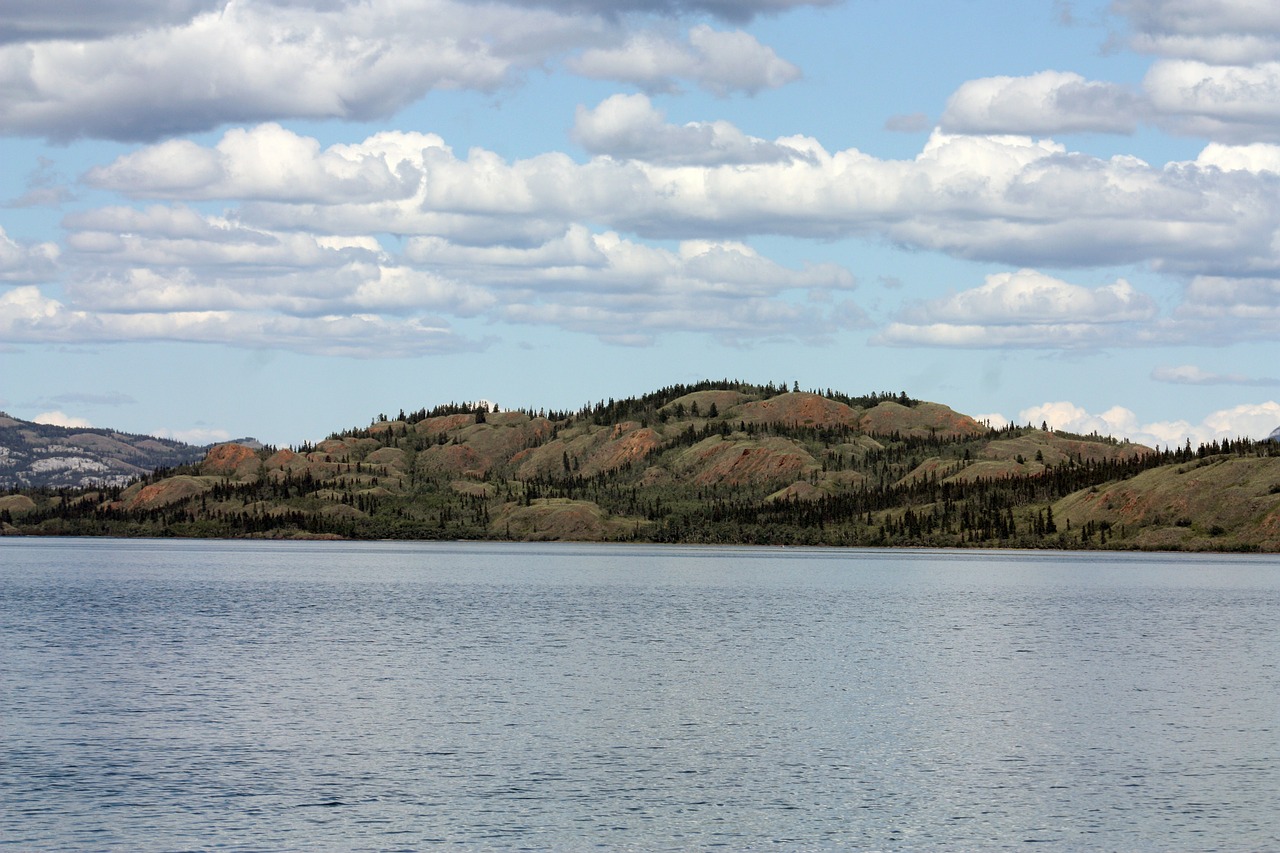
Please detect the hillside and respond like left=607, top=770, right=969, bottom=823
left=0, top=413, right=216, bottom=490
left=3, top=381, right=1278, bottom=551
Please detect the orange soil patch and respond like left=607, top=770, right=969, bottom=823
left=680, top=437, right=817, bottom=487
left=415, top=414, right=476, bottom=437
left=586, top=425, right=662, bottom=473
left=735, top=392, right=861, bottom=429
left=124, top=476, right=213, bottom=511
left=201, top=443, right=260, bottom=478
left=418, top=443, right=484, bottom=477
left=860, top=402, right=986, bottom=439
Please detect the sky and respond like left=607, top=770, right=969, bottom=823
left=2, top=0, right=1280, bottom=449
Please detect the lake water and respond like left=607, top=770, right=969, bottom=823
left=2, top=539, right=1278, bottom=851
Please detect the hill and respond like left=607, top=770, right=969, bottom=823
left=3, top=381, right=1278, bottom=551
left=0, top=413, right=219, bottom=490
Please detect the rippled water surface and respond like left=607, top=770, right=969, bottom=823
left=2, top=538, right=1278, bottom=850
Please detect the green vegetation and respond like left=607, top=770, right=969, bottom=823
left=4, top=382, right=1279, bottom=551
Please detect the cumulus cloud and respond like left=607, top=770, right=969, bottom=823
left=1195, top=141, right=1280, bottom=172
left=0, top=1, right=813, bottom=140
left=56, top=120, right=1280, bottom=352
left=84, top=123, right=1280, bottom=277
left=0, top=285, right=479, bottom=357
left=33, top=410, right=94, bottom=428
left=941, top=71, right=1144, bottom=135
left=1152, top=364, right=1280, bottom=386
left=45, top=164, right=866, bottom=352
left=877, top=269, right=1160, bottom=349
left=0, top=0, right=219, bottom=44
left=0, top=226, right=59, bottom=283
left=1015, top=398, right=1280, bottom=446
left=148, top=425, right=232, bottom=445
left=477, top=0, right=834, bottom=23
left=0, top=0, right=590, bottom=141
left=572, top=93, right=809, bottom=164
left=1171, top=276, right=1280, bottom=344
left=84, top=124, right=435, bottom=202
left=1116, top=0, right=1280, bottom=64
left=1144, top=60, right=1280, bottom=142
left=568, top=24, right=800, bottom=94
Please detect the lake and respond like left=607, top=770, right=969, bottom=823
left=2, top=538, right=1278, bottom=850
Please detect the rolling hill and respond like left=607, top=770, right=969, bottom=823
left=3, top=381, right=1278, bottom=551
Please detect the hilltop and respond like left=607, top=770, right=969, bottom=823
left=3, top=381, right=1278, bottom=551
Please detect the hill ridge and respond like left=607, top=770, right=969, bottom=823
left=3, top=383, right=1278, bottom=551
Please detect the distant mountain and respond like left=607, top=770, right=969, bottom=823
left=0, top=412, right=223, bottom=489
left=1269, top=426, right=1280, bottom=442
left=3, top=382, right=1278, bottom=551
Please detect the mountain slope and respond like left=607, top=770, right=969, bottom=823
left=0, top=413, right=215, bottom=489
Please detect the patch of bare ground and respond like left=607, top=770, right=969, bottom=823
left=119, top=475, right=214, bottom=511
left=860, top=401, right=987, bottom=439
left=201, top=444, right=261, bottom=479
left=983, top=432, right=1150, bottom=465
left=1055, top=456, right=1280, bottom=550
left=766, top=481, right=824, bottom=502
left=417, top=443, right=486, bottom=478
left=321, top=503, right=366, bottom=519
left=674, top=436, right=819, bottom=487
left=662, top=390, right=752, bottom=415
left=942, top=459, right=1039, bottom=484
left=515, top=422, right=660, bottom=479
left=451, top=480, right=496, bottom=499
left=734, top=392, right=862, bottom=428
left=0, top=494, right=37, bottom=515
left=492, top=498, right=645, bottom=541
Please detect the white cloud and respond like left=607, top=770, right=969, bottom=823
left=568, top=24, right=800, bottom=94
left=148, top=425, right=232, bottom=445
left=878, top=269, right=1159, bottom=349
left=0, top=285, right=479, bottom=357
left=941, top=71, right=1143, bottom=135
left=1152, top=364, right=1280, bottom=386
left=1117, top=0, right=1280, bottom=64
left=0, top=226, right=59, bottom=283
left=1016, top=399, right=1280, bottom=446
left=33, top=410, right=94, bottom=429
left=84, top=123, right=1280, bottom=278
left=53, top=120, right=1280, bottom=351
left=479, top=0, right=833, bottom=22
left=84, top=124, right=437, bottom=202
left=1195, top=141, right=1280, bottom=173
left=0, top=0, right=586, bottom=141
left=1178, top=276, right=1280, bottom=331
left=0, top=1, right=815, bottom=141
left=572, top=93, right=808, bottom=164
left=1144, top=60, right=1280, bottom=142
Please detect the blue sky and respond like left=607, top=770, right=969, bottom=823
left=3, top=0, right=1280, bottom=448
